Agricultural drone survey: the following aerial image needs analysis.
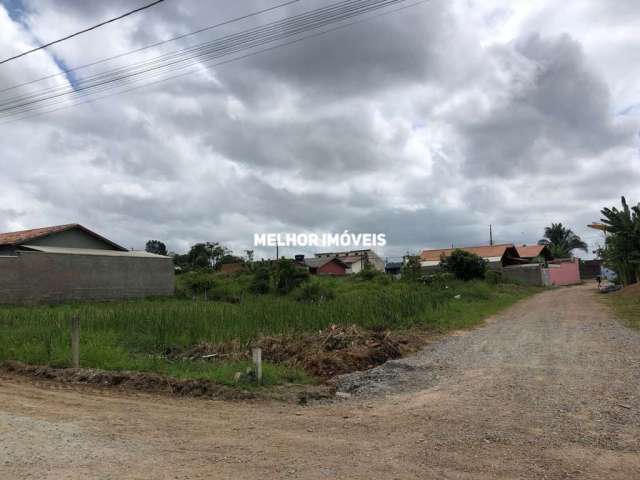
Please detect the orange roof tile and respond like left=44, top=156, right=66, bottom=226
left=420, top=244, right=516, bottom=262
left=0, top=224, right=79, bottom=246
left=516, top=245, right=548, bottom=258
left=0, top=224, right=127, bottom=251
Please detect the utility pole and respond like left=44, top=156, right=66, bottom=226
left=489, top=224, right=493, bottom=246
left=276, top=239, right=279, bottom=260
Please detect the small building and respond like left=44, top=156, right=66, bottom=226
left=303, top=256, right=348, bottom=276
left=0, top=223, right=174, bottom=304
left=385, top=261, right=403, bottom=275
left=420, top=244, right=523, bottom=271
left=313, top=249, right=385, bottom=274
left=516, top=244, right=553, bottom=262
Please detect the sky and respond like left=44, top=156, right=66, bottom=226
left=0, top=0, right=638, bottom=260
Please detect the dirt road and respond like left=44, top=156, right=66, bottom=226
left=1, top=285, right=639, bottom=479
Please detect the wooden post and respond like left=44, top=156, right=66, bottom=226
left=70, top=315, right=80, bottom=368
left=252, top=347, right=262, bottom=384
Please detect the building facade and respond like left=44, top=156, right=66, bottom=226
left=0, top=224, right=174, bottom=304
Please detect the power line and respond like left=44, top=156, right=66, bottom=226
left=1, top=0, right=427, bottom=125
left=0, top=0, right=304, bottom=95
left=1, top=0, right=376, bottom=109
left=0, top=0, right=426, bottom=122
left=0, top=0, right=166, bottom=66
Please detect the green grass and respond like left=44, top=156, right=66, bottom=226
left=0, top=276, right=538, bottom=386
left=607, top=292, right=640, bottom=330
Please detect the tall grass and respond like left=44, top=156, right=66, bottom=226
left=0, top=278, right=536, bottom=384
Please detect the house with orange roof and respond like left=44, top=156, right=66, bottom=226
left=420, top=244, right=523, bottom=271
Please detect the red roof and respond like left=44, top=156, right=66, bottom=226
left=0, top=224, right=127, bottom=251
left=0, top=224, right=79, bottom=246
left=516, top=245, right=551, bottom=258
left=421, top=244, right=517, bottom=262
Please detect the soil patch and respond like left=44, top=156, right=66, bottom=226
left=0, top=361, right=334, bottom=402
left=169, top=325, right=430, bottom=379
left=257, top=325, right=427, bottom=378
left=613, top=282, right=640, bottom=298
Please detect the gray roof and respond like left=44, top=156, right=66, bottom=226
left=304, top=256, right=346, bottom=268
left=21, top=245, right=169, bottom=259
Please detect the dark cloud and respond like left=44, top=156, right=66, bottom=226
left=1, top=1, right=639, bottom=258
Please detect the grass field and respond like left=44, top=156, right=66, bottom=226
left=607, top=285, right=640, bottom=330
left=0, top=275, right=538, bottom=386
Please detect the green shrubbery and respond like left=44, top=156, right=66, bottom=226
left=440, top=249, right=487, bottom=281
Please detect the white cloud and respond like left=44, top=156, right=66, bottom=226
left=0, top=0, right=638, bottom=259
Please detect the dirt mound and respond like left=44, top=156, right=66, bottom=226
left=256, top=325, right=425, bottom=378
left=613, top=282, right=640, bottom=298
left=1, top=361, right=256, bottom=400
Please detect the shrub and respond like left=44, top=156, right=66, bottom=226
left=353, top=263, right=386, bottom=282
left=401, top=255, right=423, bottom=282
left=249, top=265, right=271, bottom=294
left=425, top=272, right=455, bottom=286
left=485, top=270, right=502, bottom=284
left=180, top=271, right=217, bottom=294
left=292, top=282, right=336, bottom=303
left=273, top=259, right=309, bottom=294
left=440, top=249, right=487, bottom=281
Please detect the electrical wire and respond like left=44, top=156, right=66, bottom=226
left=0, top=0, right=428, bottom=122
left=0, top=0, right=166, bottom=65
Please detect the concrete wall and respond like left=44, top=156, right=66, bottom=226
left=543, top=259, right=581, bottom=286
left=0, top=251, right=174, bottom=304
left=502, top=264, right=543, bottom=286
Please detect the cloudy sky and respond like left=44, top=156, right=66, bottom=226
left=0, top=0, right=638, bottom=259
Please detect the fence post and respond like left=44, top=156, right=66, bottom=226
left=70, top=315, right=80, bottom=368
left=252, top=347, right=262, bottom=384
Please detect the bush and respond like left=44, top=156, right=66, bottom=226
left=440, top=249, right=487, bottom=281
left=401, top=255, right=423, bottom=282
left=249, top=265, right=271, bottom=294
left=292, top=282, right=336, bottom=303
left=352, top=263, right=387, bottom=282
left=180, top=271, right=217, bottom=294
left=424, top=272, right=455, bottom=286
left=273, top=259, right=309, bottom=294
left=485, top=270, right=502, bottom=284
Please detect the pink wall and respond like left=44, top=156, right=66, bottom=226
left=543, top=259, right=581, bottom=286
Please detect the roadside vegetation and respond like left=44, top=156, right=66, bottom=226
left=606, top=284, right=640, bottom=330
left=0, top=256, right=539, bottom=388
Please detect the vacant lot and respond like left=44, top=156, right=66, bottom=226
left=0, top=277, right=535, bottom=385
left=1, top=284, right=639, bottom=479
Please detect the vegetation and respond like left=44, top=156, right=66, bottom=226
left=145, top=240, right=167, bottom=256
left=401, top=254, right=423, bottom=282
left=0, top=275, right=537, bottom=386
left=440, top=249, right=487, bottom=280
left=538, top=223, right=588, bottom=259
left=599, top=197, right=640, bottom=285
left=606, top=289, right=640, bottom=330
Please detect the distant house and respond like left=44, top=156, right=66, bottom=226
left=385, top=261, right=404, bottom=275
left=0, top=223, right=174, bottom=304
left=313, top=249, right=385, bottom=274
left=302, top=256, right=348, bottom=276
left=516, top=244, right=553, bottom=262
left=420, top=244, right=523, bottom=271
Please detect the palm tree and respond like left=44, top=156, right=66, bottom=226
left=538, top=223, right=588, bottom=258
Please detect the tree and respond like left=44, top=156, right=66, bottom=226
left=401, top=254, right=423, bottom=282
left=538, top=223, right=588, bottom=258
left=600, top=196, right=640, bottom=285
left=187, top=242, right=230, bottom=270
left=145, top=240, right=167, bottom=256
left=440, top=249, right=486, bottom=281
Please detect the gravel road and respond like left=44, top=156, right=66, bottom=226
left=1, top=284, right=639, bottom=479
